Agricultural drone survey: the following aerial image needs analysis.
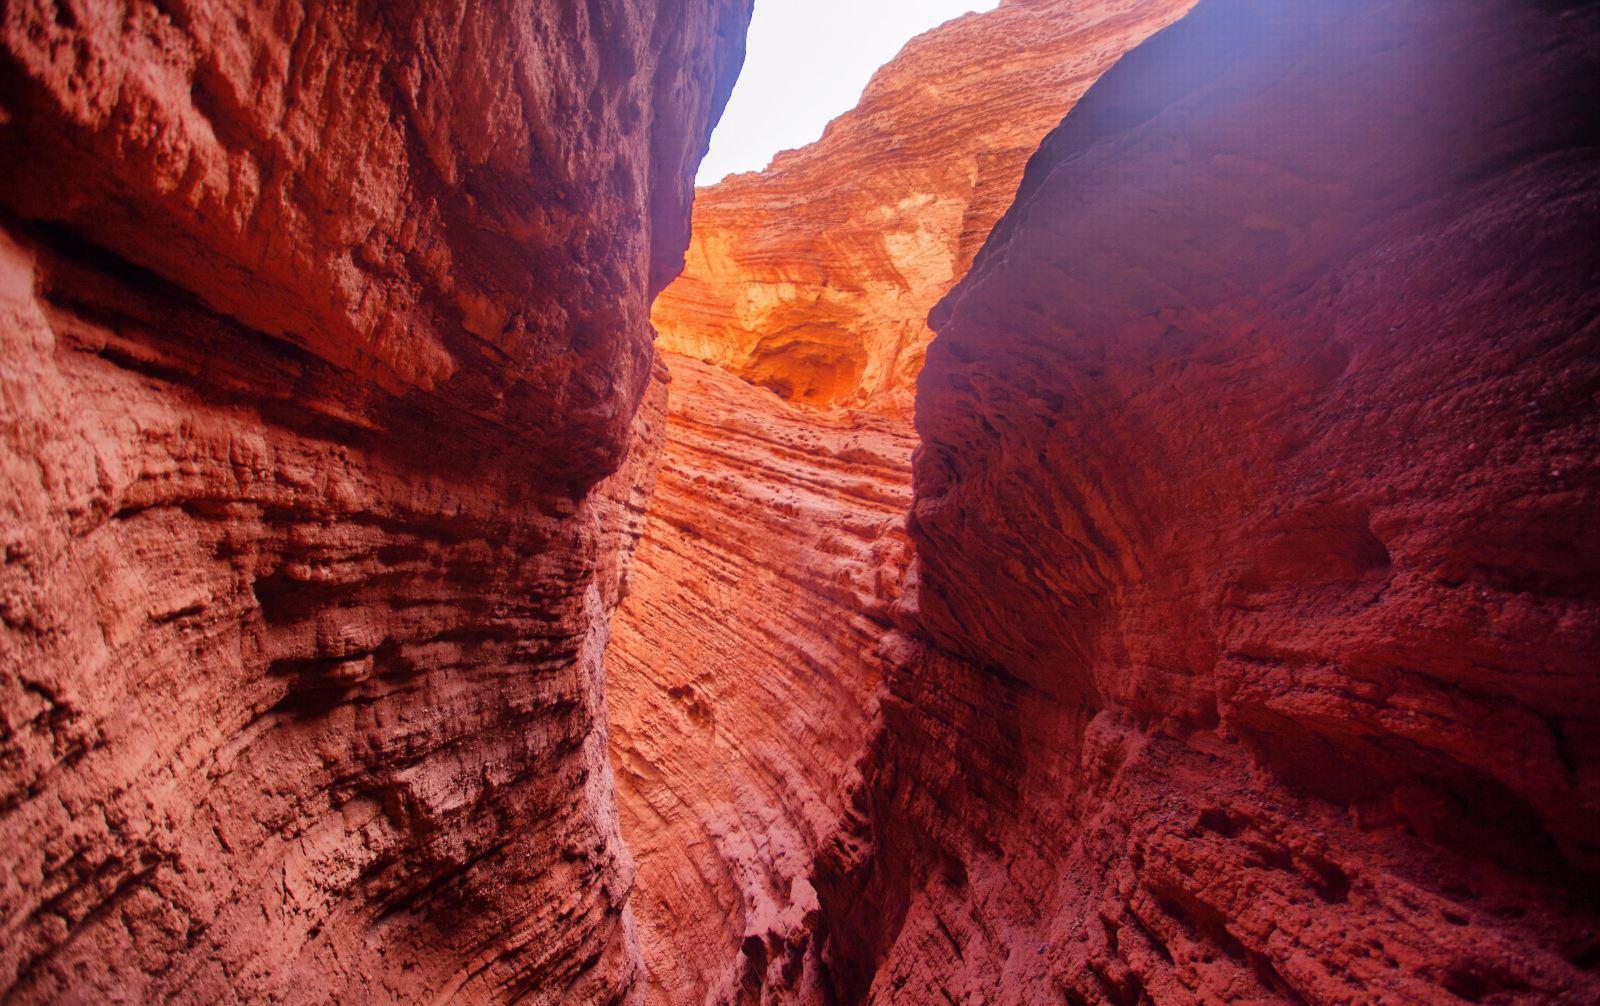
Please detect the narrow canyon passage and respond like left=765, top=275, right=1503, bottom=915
left=0, top=0, right=1596, bottom=1004
left=603, top=0, right=1195, bottom=997
left=607, top=0, right=1600, bottom=1002
left=607, top=354, right=914, bottom=1000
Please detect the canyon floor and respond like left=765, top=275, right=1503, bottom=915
left=2, top=0, right=1598, bottom=1004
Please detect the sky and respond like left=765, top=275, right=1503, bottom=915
left=696, top=0, right=1001, bottom=186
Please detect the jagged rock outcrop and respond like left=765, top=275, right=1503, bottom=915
left=652, top=0, right=1196, bottom=413
left=821, top=0, right=1600, bottom=1002
left=0, top=1, right=749, bottom=1002
left=609, top=3, right=1189, bottom=1000
left=608, top=355, right=913, bottom=1001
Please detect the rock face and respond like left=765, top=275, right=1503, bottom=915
left=609, top=2, right=1191, bottom=1000
left=821, top=0, right=1600, bottom=1002
left=0, top=1, right=749, bottom=1002
left=652, top=0, right=1196, bottom=413
left=608, top=355, right=914, bottom=1001
left=7, top=0, right=1597, bottom=1003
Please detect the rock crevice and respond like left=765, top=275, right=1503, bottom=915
left=606, top=3, right=1195, bottom=1000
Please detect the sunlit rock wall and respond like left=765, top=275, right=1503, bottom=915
left=609, top=355, right=914, bottom=1001
left=651, top=0, right=1196, bottom=413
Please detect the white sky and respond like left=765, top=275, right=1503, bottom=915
left=697, top=0, right=1001, bottom=185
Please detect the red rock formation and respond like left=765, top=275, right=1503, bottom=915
left=653, top=0, right=1196, bottom=413
left=609, top=3, right=1190, bottom=1000
left=0, top=1, right=749, bottom=1001
left=9, top=0, right=1596, bottom=1002
left=821, top=0, right=1600, bottom=1002
left=608, top=355, right=914, bottom=1001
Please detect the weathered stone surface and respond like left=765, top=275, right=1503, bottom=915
left=0, top=0, right=749, bottom=477
left=609, top=3, right=1190, bottom=1001
left=652, top=0, right=1195, bottom=413
left=9, top=0, right=1597, bottom=1002
left=822, top=0, right=1600, bottom=1002
left=0, top=1, right=749, bottom=1001
left=608, top=354, right=914, bottom=1002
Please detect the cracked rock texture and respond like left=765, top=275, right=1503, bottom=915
left=0, top=0, right=749, bottom=1002
left=821, top=0, right=1600, bottom=1003
left=651, top=0, right=1195, bottom=413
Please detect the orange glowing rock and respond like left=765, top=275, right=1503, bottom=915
left=608, top=2, right=1195, bottom=999
left=652, top=0, right=1198, bottom=413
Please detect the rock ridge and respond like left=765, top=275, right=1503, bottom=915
left=651, top=0, right=1197, bottom=413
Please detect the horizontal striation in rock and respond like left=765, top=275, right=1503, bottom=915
left=606, top=354, right=914, bottom=1002
left=822, top=0, right=1600, bottom=1002
left=652, top=0, right=1195, bottom=413
left=606, top=7, right=1197, bottom=1000
left=0, top=0, right=751, bottom=1001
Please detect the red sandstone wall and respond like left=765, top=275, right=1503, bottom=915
left=0, top=1, right=749, bottom=1001
left=608, top=355, right=914, bottom=1001
left=818, top=0, right=1600, bottom=1002
left=652, top=0, right=1195, bottom=413
left=610, top=4, right=1189, bottom=1001
left=7, top=0, right=1596, bottom=1001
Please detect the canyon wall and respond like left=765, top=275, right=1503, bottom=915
left=6, top=0, right=1596, bottom=1003
left=651, top=0, right=1196, bottom=413
left=0, top=1, right=749, bottom=1002
left=608, top=2, right=1191, bottom=999
left=821, top=0, right=1600, bottom=1002
left=608, top=355, right=914, bottom=1001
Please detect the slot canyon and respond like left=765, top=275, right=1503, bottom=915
left=0, top=1, right=1596, bottom=1004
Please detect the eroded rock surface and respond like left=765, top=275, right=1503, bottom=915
left=822, top=0, right=1600, bottom=1002
left=608, top=355, right=914, bottom=1001
left=7, top=0, right=1597, bottom=1002
left=609, top=3, right=1190, bottom=1000
left=652, top=0, right=1195, bottom=413
left=0, top=1, right=749, bottom=1001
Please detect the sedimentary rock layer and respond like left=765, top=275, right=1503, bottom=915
left=0, top=1, right=749, bottom=1001
left=652, top=0, right=1195, bottom=413
left=609, top=3, right=1192, bottom=1000
left=607, top=354, right=913, bottom=1001
left=822, top=0, right=1600, bottom=1002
